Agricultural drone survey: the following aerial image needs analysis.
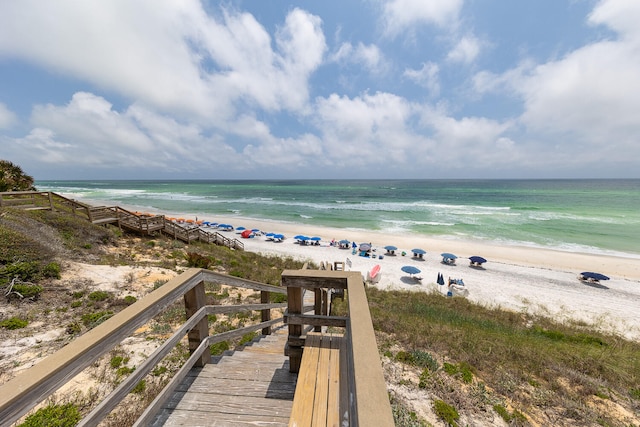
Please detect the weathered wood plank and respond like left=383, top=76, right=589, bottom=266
left=327, top=334, right=343, bottom=427
left=153, top=407, right=290, bottom=427
left=312, top=334, right=331, bottom=426
left=289, top=333, right=321, bottom=426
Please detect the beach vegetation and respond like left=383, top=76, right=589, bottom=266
left=17, top=403, right=80, bottom=427
left=0, top=316, right=28, bottom=330
left=0, top=160, right=35, bottom=192
left=210, top=340, right=230, bottom=355
left=367, top=287, right=640, bottom=426
left=432, top=399, right=459, bottom=426
left=88, top=290, right=111, bottom=301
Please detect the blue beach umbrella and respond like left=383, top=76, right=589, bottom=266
left=384, top=245, right=398, bottom=251
left=310, top=236, right=321, bottom=241
left=580, top=272, right=609, bottom=281
left=412, top=248, right=426, bottom=255
left=401, top=265, right=421, bottom=276
left=469, top=256, right=487, bottom=264
left=236, top=226, right=246, bottom=231
left=441, top=253, right=457, bottom=259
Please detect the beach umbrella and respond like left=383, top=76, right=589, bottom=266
left=384, top=245, right=398, bottom=252
left=469, top=256, right=487, bottom=264
left=441, top=253, right=457, bottom=259
left=293, top=234, right=305, bottom=240
left=310, top=236, right=321, bottom=241
left=265, top=232, right=275, bottom=237
left=401, top=265, right=421, bottom=276
left=359, top=243, right=372, bottom=252
left=412, top=248, right=426, bottom=255
left=241, top=229, right=252, bottom=238
left=580, top=272, right=609, bottom=281
left=252, top=228, right=260, bottom=232
left=236, top=226, right=246, bottom=231
left=272, top=233, right=284, bottom=241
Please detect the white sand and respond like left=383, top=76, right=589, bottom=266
left=185, top=214, right=640, bottom=341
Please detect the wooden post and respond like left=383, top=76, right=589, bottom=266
left=314, top=288, right=323, bottom=332
left=286, top=284, right=303, bottom=373
left=47, top=192, right=54, bottom=210
left=261, top=291, right=271, bottom=335
left=184, top=280, right=209, bottom=367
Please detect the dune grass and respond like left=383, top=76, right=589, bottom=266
left=366, top=287, right=640, bottom=425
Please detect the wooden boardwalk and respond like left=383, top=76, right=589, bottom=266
left=150, top=327, right=296, bottom=426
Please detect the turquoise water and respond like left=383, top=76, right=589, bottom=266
left=35, top=179, right=640, bottom=258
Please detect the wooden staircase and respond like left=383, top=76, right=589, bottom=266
left=150, top=326, right=296, bottom=426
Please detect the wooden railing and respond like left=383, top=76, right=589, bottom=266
left=0, top=268, right=286, bottom=426
left=0, top=191, right=244, bottom=251
left=283, top=269, right=394, bottom=427
left=0, top=191, right=54, bottom=210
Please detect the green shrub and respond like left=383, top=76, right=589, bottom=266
left=42, top=262, right=61, bottom=279
left=239, top=332, right=258, bottom=346
left=110, top=355, right=127, bottom=369
left=117, top=366, right=135, bottom=377
left=411, top=350, right=439, bottom=372
left=17, top=403, right=80, bottom=427
left=433, top=399, right=459, bottom=426
left=66, top=322, right=81, bottom=335
left=0, top=317, right=28, bottom=330
left=210, top=341, right=230, bottom=355
left=395, top=351, right=414, bottom=364
left=88, top=290, right=110, bottom=301
left=123, top=295, right=137, bottom=305
left=270, top=292, right=287, bottom=303
left=1, top=261, right=39, bottom=282
left=131, top=380, right=146, bottom=394
left=630, top=388, right=640, bottom=400
left=152, top=366, right=168, bottom=376
left=70, top=300, right=82, bottom=308
left=81, top=311, right=113, bottom=327
left=8, top=283, right=43, bottom=300
left=418, top=368, right=430, bottom=389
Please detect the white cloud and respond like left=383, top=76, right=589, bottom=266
left=382, top=0, right=463, bottom=36
left=332, top=42, right=386, bottom=74
left=588, top=0, right=640, bottom=40
left=0, top=3, right=326, bottom=124
left=0, top=103, right=17, bottom=129
left=470, top=0, right=640, bottom=169
left=403, top=62, right=440, bottom=97
left=447, top=35, right=482, bottom=64
left=23, top=92, right=248, bottom=172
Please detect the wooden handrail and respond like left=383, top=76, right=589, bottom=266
left=282, top=269, right=394, bottom=427
left=0, top=268, right=287, bottom=426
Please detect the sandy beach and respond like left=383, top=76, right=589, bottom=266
left=181, top=213, right=640, bottom=341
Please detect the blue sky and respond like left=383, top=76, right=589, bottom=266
left=1, top=0, right=639, bottom=180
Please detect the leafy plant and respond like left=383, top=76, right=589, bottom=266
left=88, top=290, right=111, bottom=301
left=17, top=403, right=80, bottom=427
left=81, top=311, right=113, bottom=328
left=0, top=316, right=28, bottom=329
left=433, top=399, right=459, bottom=426
left=210, top=340, right=230, bottom=355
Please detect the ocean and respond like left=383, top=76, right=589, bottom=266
left=35, top=179, right=640, bottom=259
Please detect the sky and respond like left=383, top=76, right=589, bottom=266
left=1, top=0, right=639, bottom=180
